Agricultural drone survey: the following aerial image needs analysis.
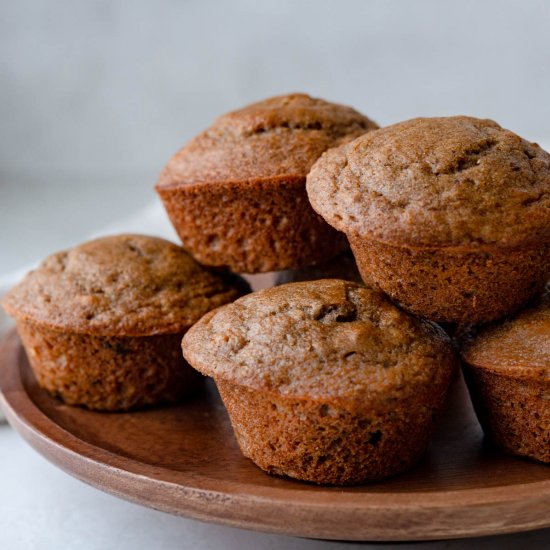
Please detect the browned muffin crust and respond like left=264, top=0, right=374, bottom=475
left=461, top=286, right=550, bottom=374
left=183, top=279, right=457, bottom=484
left=349, top=237, right=550, bottom=324
left=156, top=93, right=377, bottom=273
left=17, top=321, right=199, bottom=411
left=3, top=234, right=249, bottom=336
left=158, top=94, right=376, bottom=186
left=2, top=234, right=249, bottom=411
left=183, top=279, right=453, bottom=402
left=307, top=116, right=550, bottom=248
left=306, top=116, right=550, bottom=323
left=460, top=286, right=550, bottom=463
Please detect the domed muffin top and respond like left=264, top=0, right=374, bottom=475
left=2, top=234, right=249, bottom=336
left=306, top=116, right=550, bottom=248
left=461, top=285, right=550, bottom=378
left=182, top=279, right=456, bottom=408
left=156, top=93, right=377, bottom=187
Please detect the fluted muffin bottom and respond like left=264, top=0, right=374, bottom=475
left=17, top=320, right=200, bottom=411
left=158, top=177, right=349, bottom=273
left=349, top=236, right=550, bottom=324
left=462, top=365, right=550, bottom=463
left=217, top=378, right=450, bottom=485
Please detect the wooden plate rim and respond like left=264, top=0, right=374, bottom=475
left=1, top=329, right=549, bottom=541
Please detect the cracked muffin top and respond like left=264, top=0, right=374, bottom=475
left=306, top=116, right=550, bottom=248
left=156, top=93, right=377, bottom=188
left=182, top=279, right=457, bottom=408
left=461, top=284, right=550, bottom=379
left=2, top=234, right=249, bottom=337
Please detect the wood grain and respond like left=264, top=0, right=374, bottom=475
left=0, top=328, right=549, bottom=541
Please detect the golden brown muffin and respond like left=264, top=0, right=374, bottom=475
left=274, top=250, right=364, bottom=286
left=460, top=285, right=550, bottom=463
left=2, top=234, right=249, bottom=411
left=156, top=93, right=378, bottom=273
left=306, top=116, right=550, bottom=324
left=182, top=279, right=457, bottom=485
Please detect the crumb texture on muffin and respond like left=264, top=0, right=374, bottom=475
left=460, top=285, right=549, bottom=462
left=16, top=321, right=198, bottom=411
left=156, top=93, right=374, bottom=273
left=307, top=116, right=550, bottom=248
left=157, top=93, right=377, bottom=187
left=2, top=234, right=248, bottom=336
left=183, top=279, right=455, bottom=407
left=217, top=380, right=437, bottom=485
left=350, top=237, right=550, bottom=324
left=461, top=285, right=550, bottom=376
left=157, top=177, right=350, bottom=273
left=183, top=279, right=457, bottom=484
left=463, top=367, right=549, bottom=463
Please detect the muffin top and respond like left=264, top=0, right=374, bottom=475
left=2, top=234, right=249, bottom=337
left=156, top=93, right=377, bottom=188
left=307, top=116, right=550, bottom=248
left=461, top=285, right=550, bottom=379
left=182, top=279, right=456, bottom=408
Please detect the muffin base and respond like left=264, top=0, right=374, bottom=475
left=216, top=380, right=450, bottom=486
left=349, top=236, right=550, bottom=324
left=463, top=364, right=550, bottom=463
left=157, top=176, right=349, bottom=273
left=17, top=320, right=200, bottom=411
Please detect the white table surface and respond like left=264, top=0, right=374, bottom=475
left=0, top=174, right=549, bottom=550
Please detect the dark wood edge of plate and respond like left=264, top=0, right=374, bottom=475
left=1, top=329, right=549, bottom=541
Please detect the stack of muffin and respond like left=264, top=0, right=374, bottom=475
left=3, top=94, right=549, bottom=485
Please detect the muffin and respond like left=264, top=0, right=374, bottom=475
left=460, top=285, right=550, bottom=463
left=306, top=116, right=550, bottom=324
left=2, top=234, right=249, bottom=411
left=275, top=250, right=364, bottom=286
left=156, top=93, right=378, bottom=273
left=182, top=279, right=457, bottom=485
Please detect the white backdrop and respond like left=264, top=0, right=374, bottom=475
left=2, top=0, right=550, bottom=177
left=2, top=0, right=550, bottom=274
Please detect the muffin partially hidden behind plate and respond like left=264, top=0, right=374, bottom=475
left=182, top=279, right=457, bottom=485
left=2, top=234, right=249, bottom=411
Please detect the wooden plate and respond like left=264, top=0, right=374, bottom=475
left=0, top=329, right=549, bottom=541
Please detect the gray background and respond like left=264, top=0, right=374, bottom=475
left=2, top=0, right=550, bottom=176
left=2, top=0, right=550, bottom=272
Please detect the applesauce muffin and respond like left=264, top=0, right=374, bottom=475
left=182, top=279, right=457, bottom=485
left=460, top=285, right=550, bottom=463
left=306, top=116, right=550, bottom=324
left=156, top=93, right=378, bottom=273
left=2, top=234, right=249, bottom=411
